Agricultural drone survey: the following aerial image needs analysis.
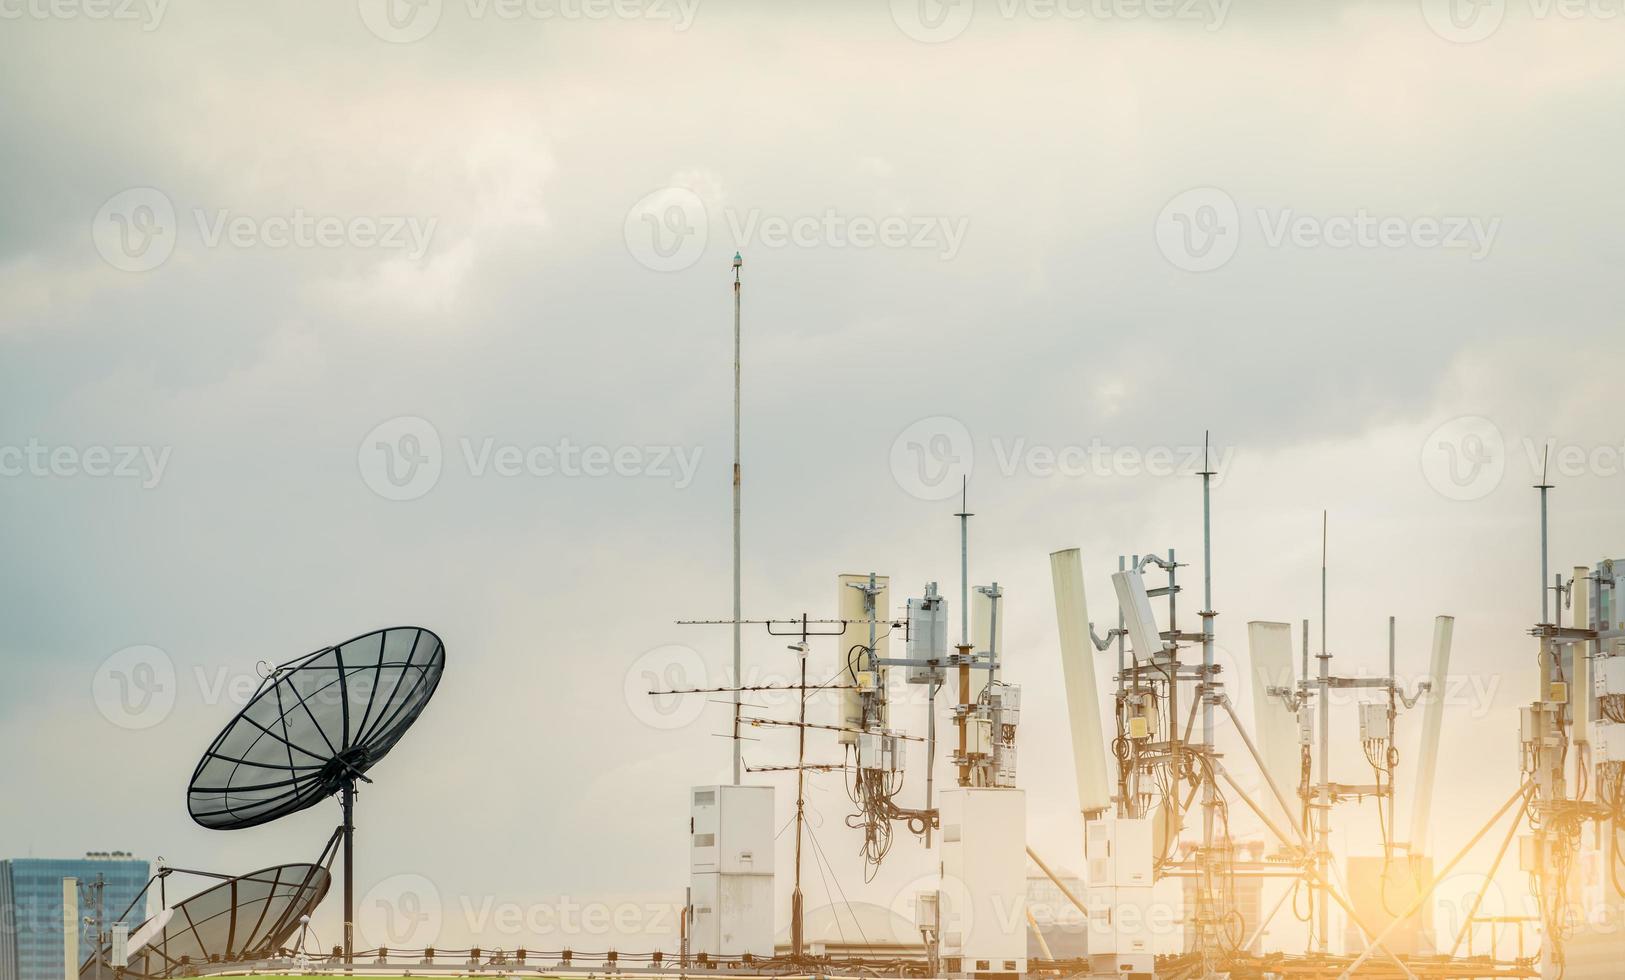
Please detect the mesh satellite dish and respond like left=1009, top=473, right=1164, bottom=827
left=79, top=861, right=331, bottom=979
left=187, top=626, right=445, bottom=960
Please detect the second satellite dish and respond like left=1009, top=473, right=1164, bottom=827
left=79, top=863, right=330, bottom=979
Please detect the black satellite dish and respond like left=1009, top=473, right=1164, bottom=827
left=186, top=626, right=445, bottom=961
left=79, top=861, right=331, bottom=979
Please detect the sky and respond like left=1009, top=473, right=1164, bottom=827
left=3, top=0, right=1625, bottom=964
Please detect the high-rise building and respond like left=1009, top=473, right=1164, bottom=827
left=0, top=853, right=151, bottom=980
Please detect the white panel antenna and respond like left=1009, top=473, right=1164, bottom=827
left=1051, top=549, right=1113, bottom=819
left=1408, top=614, right=1455, bottom=854
left=1112, top=568, right=1168, bottom=658
left=1246, top=621, right=1300, bottom=834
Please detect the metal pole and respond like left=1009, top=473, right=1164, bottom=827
left=1025, top=908, right=1055, bottom=962
left=955, top=480, right=972, bottom=789
left=1538, top=452, right=1551, bottom=625
left=1025, top=847, right=1090, bottom=919
left=956, top=480, right=970, bottom=647
left=1388, top=615, right=1397, bottom=856
left=732, top=252, right=743, bottom=786
left=342, top=776, right=355, bottom=963
left=1317, top=510, right=1330, bottom=954
left=792, top=621, right=806, bottom=960
left=956, top=645, right=971, bottom=786
left=1199, top=437, right=1218, bottom=956
left=926, top=598, right=936, bottom=846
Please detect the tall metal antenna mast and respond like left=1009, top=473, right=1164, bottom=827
left=956, top=478, right=971, bottom=646
left=732, top=251, right=743, bottom=785
left=1197, top=431, right=1220, bottom=959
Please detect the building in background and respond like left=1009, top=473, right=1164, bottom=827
left=1026, top=869, right=1087, bottom=960
left=0, top=853, right=150, bottom=980
left=1343, top=855, right=1435, bottom=957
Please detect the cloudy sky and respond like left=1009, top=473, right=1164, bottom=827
left=3, top=0, right=1623, bottom=961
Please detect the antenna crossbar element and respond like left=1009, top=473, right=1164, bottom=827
left=649, top=683, right=855, bottom=695
left=676, top=618, right=897, bottom=626
left=740, top=715, right=927, bottom=742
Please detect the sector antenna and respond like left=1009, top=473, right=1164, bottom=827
left=187, top=626, right=445, bottom=961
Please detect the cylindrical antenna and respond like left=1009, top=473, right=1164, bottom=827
left=1537, top=446, right=1552, bottom=625
left=1320, top=511, right=1328, bottom=656
left=1301, top=618, right=1309, bottom=682
left=1201, top=431, right=1214, bottom=613
left=732, top=251, right=743, bottom=786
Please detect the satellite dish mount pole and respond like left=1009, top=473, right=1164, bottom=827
left=342, top=775, right=355, bottom=964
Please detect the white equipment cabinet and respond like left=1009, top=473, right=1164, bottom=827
left=1085, top=814, right=1156, bottom=978
left=939, top=787, right=1027, bottom=978
left=689, top=784, right=774, bottom=958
